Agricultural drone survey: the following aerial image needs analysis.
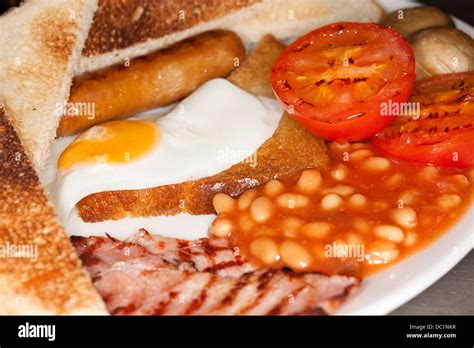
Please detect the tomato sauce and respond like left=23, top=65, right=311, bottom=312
left=210, top=141, right=473, bottom=278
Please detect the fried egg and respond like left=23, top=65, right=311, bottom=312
left=51, top=78, right=284, bottom=230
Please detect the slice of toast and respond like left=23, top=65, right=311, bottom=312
left=0, top=0, right=98, bottom=171
left=76, top=35, right=329, bottom=222
left=0, top=107, right=107, bottom=314
left=77, top=0, right=383, bottom=74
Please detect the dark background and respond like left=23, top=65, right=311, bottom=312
left=1, top=0, right=473, bottom=26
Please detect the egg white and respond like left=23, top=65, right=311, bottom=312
left=41, top=78, right=284, bottom=237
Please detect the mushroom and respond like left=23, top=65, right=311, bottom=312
left=381, top=6, right=453, bottom=38
left=409, top=27, right=474, bottom=80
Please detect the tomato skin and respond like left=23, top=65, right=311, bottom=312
left=291, top=112, right=396, bottom=144
left=271, top=22, right=416, bottom=143
left=372, top=72, right=474, bottom=169
left=373, top=131, right=474, bottom=168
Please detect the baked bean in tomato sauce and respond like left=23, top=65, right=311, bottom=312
left=210, top=141, right=473, bottom=278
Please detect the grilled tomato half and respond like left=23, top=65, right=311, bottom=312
left=372, top=72, right=474, bottom=168
left=271, top=22, right=416, bottom=142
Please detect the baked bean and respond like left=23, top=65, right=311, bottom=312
left=342, top=232, right=364, bottom=245
left=212, top=193, right=235, bottom=214
left=250, top=197, right=274, bottom=223
left=419, top=166, right=439, bottom=179
left=398, top=190, right=419, bottom=205
left=297, top=169, right=322, bottom=193
left=374, top=225, right=405, bottom=243
left=366, top=241, right=400, bottom=265
left=264, top=179, right=285, bottom=197
left=210, top=218, right=233, bottom=237
left=321, top=193, right=343, bottom=211
left=330, top=142, right=351, bottom=152
left=277, top=193, right=309, bottom=209
left=238, top=213, right=254, bottom=232
left=390, top=207, right=417, bottom=228
left=280, top=216, right=303, bottom=238
left=438, top=194, right=462, bottom=209
left=322, top=184, right=355, bottom=197
left=212, top=140, right=471, bottom=278
left=404, top=231, right=418, bottom=247
left=280, top=240, right=312, bottom=270
left=351, top=142, right=370, bottom=150
left=350, top=149, right=373, bottom=162
left=301, top=222, right=333, bottom=239
left=237, top=189, right=257, bottom=210
left=250, top=238, right=280, bottom=264
left=385, top=173, right=404, bottom=188
left=466, top=168, right=474, bottom=182
left=450, top=174, right=470, bottom=188
left=361, top=156, right=391, bottom=172
left=332, top=164, right=348, bottom=181
left=348, top=193, right=367, bottom=209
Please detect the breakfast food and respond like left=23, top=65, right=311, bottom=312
left=0, top=0, right=99, bottom=170
left=56, top=77, right=289, bottom=222
left=78, top=0, right=383, bottom=74
left=373, top=72, right=474, bottom=168
left=409, top=27, right=474, bottom=80
left=0, top=0, right=473, bottom=317
left=72, top=230, right=359, bottom=315
left=0, top=107, right=106, bottom=314
left=380, top=6, right=454, bottom=38
left=65, top=36, right=329, bottom=224
left=58, top=30, right=246, bottom=136
left=271, top=22, right=416, bottom=142
left=210, top=142, right=473, bottom=276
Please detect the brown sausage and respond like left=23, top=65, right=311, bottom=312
left=58, top=30, right=246, bottom=137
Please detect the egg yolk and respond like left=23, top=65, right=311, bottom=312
left=58, top=120, right=158, bottom=175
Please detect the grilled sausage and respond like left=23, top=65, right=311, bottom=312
left=58, top=30, right=246, bottom=136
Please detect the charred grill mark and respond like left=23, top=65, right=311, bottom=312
left=266, top=284, right=307, bottom=316
left=315, top=79, right=325, bottom=87
left=177, top=240, right=190, bottom=261
left=115, top=302, right=137, bottom=315
left=152, top=276, right=187, bottom=315
left=297, top=99, right=315, bottom=107
left=218, top=272, right=253, bottom=308
left=292, top=41, right=311, bottom=53
left=355, top=39, right=368, bottom=46
left=237, top=270, right=274, bottom=314
left=305, top=307, right=328, bottom=316
left=185, top=275, right=215, bottom=315
left=327, top=77, right=368, bottom=86
left=453, top=93, right=472, bottom=104
left=277, top=79, right=291, bottom=91
left=203, top=259, right=245, bottom=273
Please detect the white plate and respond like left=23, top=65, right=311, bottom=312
left=42, top=0, right=474, bottom=316
left=337, top=0, right=474, bottom=315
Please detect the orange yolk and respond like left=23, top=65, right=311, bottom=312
left=58, top=120, right=158, bottom=175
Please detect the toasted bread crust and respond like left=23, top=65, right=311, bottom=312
left=83, top=0, right=260, bottom=57
left=0, top=0, right=99, bottom=171
left=76, top=35, right=329, bottom=222
left=0, top=108, right=106, bottom=314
